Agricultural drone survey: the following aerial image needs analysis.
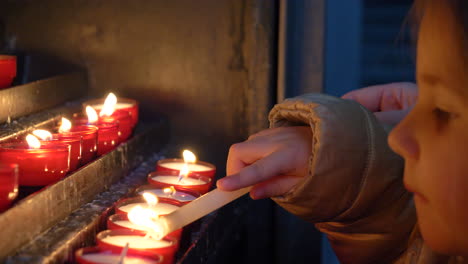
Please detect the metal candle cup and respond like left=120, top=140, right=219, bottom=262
left=96, top=229, right=178, bottom=264
left=114, top=196, right=182, bottom=216
left=135, top=185, right=200, bottom=205
left=84, top=98, right=139, bottom=127
left=0, top=141, right=70, bottom=186
left=0, top=164, right=18, bottom=212
left=107, top=213, right=183, bottom=241
left=148, top=171, right=212, bottom=195
left=58, top=125, right=98, bottom=165
left=156, top=158, right=216, bottom=180
left=75, top=246, right=163, bottom=264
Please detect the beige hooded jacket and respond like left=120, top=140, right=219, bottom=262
left=268, top=94, right=463, bottom=264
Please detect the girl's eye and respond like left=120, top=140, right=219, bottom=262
left=432, top=107, right=457, bottom=123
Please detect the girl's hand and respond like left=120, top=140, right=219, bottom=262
left=217, top=126, right=312, bottom=199
left=342, top=82, right=418, bottom=125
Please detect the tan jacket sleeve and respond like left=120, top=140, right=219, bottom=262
left=269, top=93, right=416, bottom=264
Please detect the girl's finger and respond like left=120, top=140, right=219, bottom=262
left=250, top=174, right=302, bottom=199
left=219, top=151, right=291, bottom=191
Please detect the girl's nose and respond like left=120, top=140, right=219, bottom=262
left=388, top=115, right=420, bottom=161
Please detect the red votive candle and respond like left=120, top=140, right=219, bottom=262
left=0, top=55, right=16, bottom=89
left=72, top=115, right=120, bottom=155
left=156, top=159, right=216, bottom=180
left=107, top=213, right=183, bottom=241
left=96, top=229, right=178, bottom=264
left=0, top=164, right=18, bottom=212
left=148, top=171, right=212, bottom=195
left=0, top=142, right=70, bottom=186
left=50, top=134, right=82, bottom=172
left=75, top=246, right=162, bottom=264
left=135, top=185, right=200, bottom=205
left=114, top=196, right=181, bottom=216
left=105, top=111, right=133, bottom=142
left=84, top=98, right=139, bottom=127
left=58, top=125, right=98, bottom=165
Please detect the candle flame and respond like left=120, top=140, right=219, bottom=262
left=58, top=117, right=72, bottom=133
left=163, top=186, right=177, bottom=196
left=182, top=150, right=196, bottom=163
left=86, top=106, right=99, bottom=123
left=26, top=134, right=41, bottom=149
left=142, top=192, right=159, bottom=207
left=127, top=206, right=166, bottom=239
left=99, top=92, right=117, bottom=117
left=32, top=129, right=53, bottom=141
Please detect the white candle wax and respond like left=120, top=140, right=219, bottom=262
left=101, top=235, right=171, bottom=249
left=113, top=220, right=146, bottom=231
left=138, top=189, right=197, bottom=202
left=118, top=202, right=179, bottom=214
left=152, top=176, right=206, bottom=186
left=93, top=103, right=134, bottom=109
left=81, top=253, right=157, bottom=264
left=161, top=162, right=212, bottom=172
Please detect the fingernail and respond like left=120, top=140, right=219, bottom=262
left=250, top=190, right=263, bottom=200
left=217, top=178, right=231, bottom=189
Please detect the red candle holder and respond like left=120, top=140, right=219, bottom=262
left=156, top=158, right=216, bottom=180
left=75, top=246, right=163, bottom=264
left=106, top=111, right=133, bottom=142
left=84, top=98, right=139, bottom=127
left=96, top=229, right=178, bottom=264
left=135, top=185, right=200, bottom=205
left=148, top=171, right=212, bottom=195
left=50, top=134, right=82, bottom=172
left=0, top=163, right=18, bottom=212
left=107, top=213, right=183, bottom=241
left=72, top=115, right=120, bottom=155
left=114, top=196, right=182, bottom=216
left=0, top=55, right=16, bottom=89
left=0, top=141, right=70, bottom=186
left=58, top=125, right=98, bottom=165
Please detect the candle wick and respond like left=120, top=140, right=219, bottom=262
left=118, top=242, right=129, bottom=264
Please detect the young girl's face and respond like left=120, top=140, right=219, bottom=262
left=389, top=1, right=468, bottom=256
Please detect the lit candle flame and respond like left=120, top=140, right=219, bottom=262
left=142, top=192, right=159, bottom=207
left=26, top=134, right=41, bottom=149
left=99, top=92, right=117, bottom=117
left=86, top=106, right=99, bottom=124
left=127, top=205, right=164, bottom=239
left=179, top=149, right=196, bottom=182
left=32, top=129, right=53, bottom=141
left=58, top=117, right=72, bottom=133
left=182, top=150, right=196, bottom=163
left=163, top=186, right=177, bottom=196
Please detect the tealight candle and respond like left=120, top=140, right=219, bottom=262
left=0, top=141, right=70, bottom=186
left=84, top=97, right=139, bottom=127
left=148, top=171, right=212, bottom=194
left=75, top=247, right=162, bottom=264
left=72, top=115, right=120, bottom=156
left=0, top=163, right=18, bottom=212
left=58, top=125, right=98, bottom=165
left=135, top=185, right=200, bottom=205
left=114, top=197, right=181, bottom=215
left=107, top=214, right=183, bottom=240
left=96, top=229, right=178, bottom=264
left=156, top=158, right=216, bottom=180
